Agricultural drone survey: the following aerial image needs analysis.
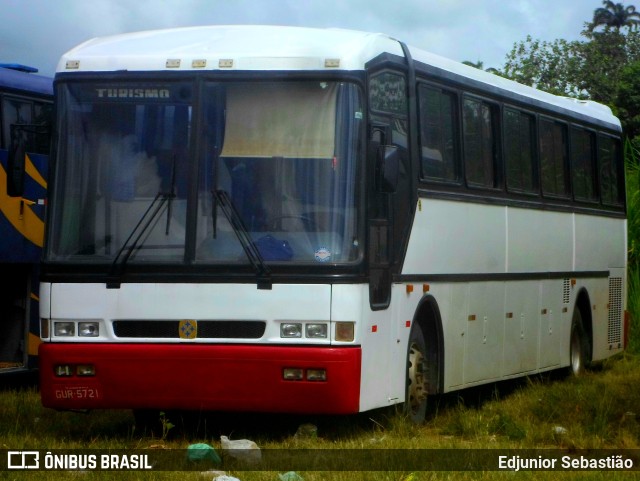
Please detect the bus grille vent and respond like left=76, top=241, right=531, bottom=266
left=607, top=277, right=623, bottom=345
left=112, top=320, right=266, bottom=339
left=562, top=279, right=571, bottom=304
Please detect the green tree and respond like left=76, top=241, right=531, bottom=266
left=616, top=61, right=640, bottom=142
left=501, top=36, right=584, bottom=97
left=588, top=0, right=640, bottom=31
left=501, top=3, right=640, bottom=141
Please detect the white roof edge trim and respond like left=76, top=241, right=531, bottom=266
left=56, top=25, right=619, bottom=129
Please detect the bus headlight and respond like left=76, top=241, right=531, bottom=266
left=280, top=323, right=302, bottom=338
left=54, top=321, right=75, bottom=337
left=78, top=322, right=100, bottom=337
left=305, top=323, right=328, bottom=338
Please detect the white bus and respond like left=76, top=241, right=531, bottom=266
left=39, top=26, right=627, bottom=423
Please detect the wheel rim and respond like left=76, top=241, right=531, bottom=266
left=407, top=341, right=427, bottom=415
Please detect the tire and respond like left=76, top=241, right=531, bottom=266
left=405, top=322, right=428, bottom=423
left=568, top=308, right=590, bottom=376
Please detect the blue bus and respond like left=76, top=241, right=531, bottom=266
left=0, top=64, right=52, bottom=375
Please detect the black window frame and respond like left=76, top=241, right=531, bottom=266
left=570, top=126, right=598, bottom=204
left=539, top=116, right=570, bottom=199
left=417, top=82, right=460, bottom=184
left=462, top=94, right=501, bottom=190
left=504, top=106, right=538, bottom=195
left=597, top=133, right=624, bottom=207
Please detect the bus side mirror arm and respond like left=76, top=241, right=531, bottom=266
left=375, top=145, right=399, bottom=193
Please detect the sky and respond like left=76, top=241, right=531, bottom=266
left=0, top=0, right=599, bottom=78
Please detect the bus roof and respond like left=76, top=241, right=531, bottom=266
left=57, top=25, right=620, bottom=130
left=0, top=65, right=53, bottom=97
left=58, top=25, right=403, bottom=73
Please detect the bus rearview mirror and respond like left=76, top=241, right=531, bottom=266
left=376, top=145, right=399, bottom=193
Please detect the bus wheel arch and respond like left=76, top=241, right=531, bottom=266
left=405, top=295, right=443, bottom=423
left=569, top=288, right=593, bottom=376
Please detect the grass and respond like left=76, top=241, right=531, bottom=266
left=1, top=354, right=639, bottom=480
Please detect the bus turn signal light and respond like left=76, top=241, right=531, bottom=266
left=335, top=322, right=354, bottom=342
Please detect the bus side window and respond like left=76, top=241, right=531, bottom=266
left=4, top=97, right=32, bottom=197
left=7, top=125, right=26, bottom=197
left=418, top=84, right=459, bottom=182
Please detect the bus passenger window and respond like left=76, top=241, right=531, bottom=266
left=418, top=85, right=458, bottom=182
left=571, top=128, right=597, bottom=202
left=599, top=135, right=623, bottom=206
left=540, top=119, right=569, bottom=197
left=463, top=98, right=498, bottom=188
left=504, top=108, right=536, bottom=193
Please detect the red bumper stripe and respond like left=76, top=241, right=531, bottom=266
left=39, top=343, right=361, bottom=414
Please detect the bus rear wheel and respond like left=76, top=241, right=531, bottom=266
left=569, top=308, right=590, bottom=376
left=406, top=322, right=428, bottom=423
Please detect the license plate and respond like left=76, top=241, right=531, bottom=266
left=54, top=386, right=100, bottom=400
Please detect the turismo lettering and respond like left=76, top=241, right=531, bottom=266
left=95, top=88, right=170, bottom=99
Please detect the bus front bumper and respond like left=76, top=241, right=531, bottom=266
left=39, top=343, right=361, bottom=414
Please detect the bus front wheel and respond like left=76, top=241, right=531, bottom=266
left=405, top=322, right=428, bottom=423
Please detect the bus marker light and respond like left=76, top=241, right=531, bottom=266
left=54, top=322, right=75, bottom=337
left=79, top=322, right=99, bottom=337
left=281, top=323, right=302, bottom=338
left=406, top=284, right=413, bottom=294
left=305, top=323, right=328, bottom=338
left=335, top=322, right=354, bottom=342
left=76, top=365, right=95, bottom=376
left=306, top=369, right=327, bottom=381
left=40, top=318, right=50, bottom=339
left=54, top=365, right=73, bottom=377
left=283, top=368, right=303, bottom=380
left=423, top=284, right=430, bottom=293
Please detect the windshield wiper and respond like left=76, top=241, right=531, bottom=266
left=213, top=189, right=272, bottom=290
left=165, top=154, right=177, bottom=235
left=106, top=191, right=173, bottom=289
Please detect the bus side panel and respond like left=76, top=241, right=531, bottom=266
left=574, top=215, right=626, bottom=271
left=503, top=281, right=540, bottom=376
left=538, top=279, right=563, bottom=369
left=0, top=150, right=47, bottom=372
left=0, top=151, right=47, bottom=261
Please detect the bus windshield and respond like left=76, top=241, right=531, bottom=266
left=47, top=79, right=364, bottom=267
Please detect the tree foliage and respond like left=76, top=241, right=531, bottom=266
left=499, top=2, right=640, bottom=143
left=588, top=0, right=640, bottom=31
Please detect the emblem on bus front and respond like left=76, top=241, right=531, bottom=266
left=178, top=320, right=197, bottom=339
